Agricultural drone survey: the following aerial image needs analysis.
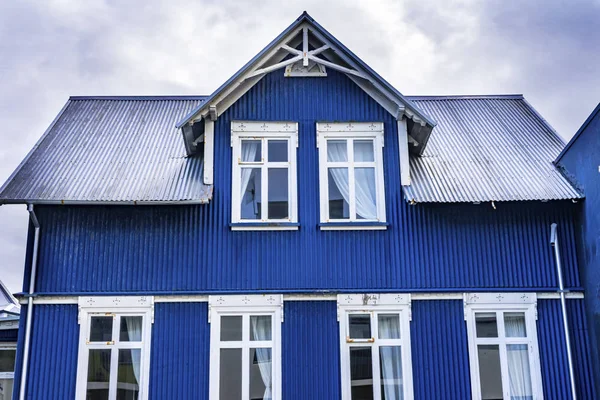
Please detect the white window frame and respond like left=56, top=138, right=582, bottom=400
left=0, top=342, right=16, bottom=398
left=75, top=296, right=153, bottom=400
left=464, top=293, right=544, bottom=400
left=317, top=122, right=386, bottom=227
left=337, top=294, right=414, bottom=400
left=209, top=295, right=283, bottom=400
left=231, top=121, right=299, bottom=229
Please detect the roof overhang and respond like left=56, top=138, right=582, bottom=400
left=176, top=12, right=436, bottom=156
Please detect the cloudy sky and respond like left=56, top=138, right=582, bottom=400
left=0, top=0, right=599, bottom=293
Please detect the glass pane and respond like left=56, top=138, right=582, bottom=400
left=241, top=140, right=261, bottom=162
left=240, top=168, right=261, bottom=220
left=328, top=168, right=349, bottom=219
left=327, top=140, right=348, bottom=162
left=90, top=316, right=113, bottom=342
left=475, top=313, right=498, bottom=338
left=477, top=345, right=503, bottom=400
left=379, top=346, right=403, bottom=400
left=355, top=167, right=377, bottom=220
left=349, top=314, right=371, bottom=339
left=250, top=315, right=272, bottom=341
left=350, top=347, right=374, bottom=400
left=250, top=348, right=272, bottom=400
left=268, top=168, right=289, bottom=219
left=268, top=140, right=288, bottom=162
left=354, top=140, right=375, bottom=162
left=116, top=349, right=140, bottom=400
left=0, top=378, right=13, bottom=400
left=86, top=349, right=111, bottom=399
left=221, top=316, right=243, bottom=341
left=507, top=344, right=533, bottom=399
left=378, top=314, right=400, bottom=339
left=505, top=313, right=527, bottom=338
left=120, top=316, right=143, bottom=342
left=0, top=350, right=16, bottom=373
left=220, top=348, right=242, bottom=400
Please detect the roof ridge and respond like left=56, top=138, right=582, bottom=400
left=407, top=94, right=524, bottom=101
left=69, top=96, right=208, bottom=101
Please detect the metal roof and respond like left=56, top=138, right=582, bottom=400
left=0, top=96, right=213, bottom=204
left=404, top=95, right=582, bottom=203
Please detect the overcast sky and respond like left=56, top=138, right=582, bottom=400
left=0, top=0, right=599, bottom=294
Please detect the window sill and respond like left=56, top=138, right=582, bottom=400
left=318, top=222, right=388, bottom=231
left=230, top=222, right=300, bottom=231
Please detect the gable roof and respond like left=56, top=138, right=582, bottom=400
left=0, top=97, right=213, bottom=205
left=176, top=11, right=436, bottom=156
left=404, top=95, right=581, bottom=203
left=555, top=101, right=600, bottom=164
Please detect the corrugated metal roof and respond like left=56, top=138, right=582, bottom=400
left=0, top=96, right=212, bottom=204
left=404, top=95, right=582, bottom=203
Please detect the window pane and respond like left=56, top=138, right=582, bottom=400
left=328, top=168, right=349, bottom=219
left=505, top=313, right=527, bottom=338
left=221, top=316, right=243, bottom=341
left=0, top=350, right=16, bottom=373
left=86, top=349, right=111, bottom=400
left=327, top=140, right=348, bottom=162
left=355, top=167, right=377, bottom=220
left=241, top=140, right=261, bottom=162
left=220, top=348, right=242, bottom=400
left=350, top=347, right=373, bottom=400
left=241, top=168, right=261, bottom=220
left=354, top=140, right=374, bottom=162
left=475, top=313, right=498, bottom=338
left=250, top=348, right=272, bottom=400
left=477, top=345, right=503, bottom=400
left=116, top=349, right=140, bottom=400
left=507, top=344, right=533, bottom=399
left=268, top=168, right=289, bottom=219
left=379, top=346, right=403, bottom=400
left=378, top=314, right=400, bottom=339
left=0, top=378, right=13, bottom=400
left=120, top=316, right=143, bottom=342
left=268, top=140, right=288, bottom=162
left=90, top=316, right=113, bottom=342
left=250, top=315, right=272, bottom=341
left=349, top=314, right=371, bottom=339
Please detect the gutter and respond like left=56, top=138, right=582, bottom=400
left=19, top=204, right=40, bottom=400
left=0, top=198, right=211, bottom=206
left=550, top=223, right=578, bottom=400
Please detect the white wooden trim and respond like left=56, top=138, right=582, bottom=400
left=319, top=224, right=387, bottom=231
left=230, top=225, right=299, bottom=231
left=204, top=119, right=215, bottom=185
left=397, top=118, right=411, bottom=186
left=0, top=320, right=20, bottom=330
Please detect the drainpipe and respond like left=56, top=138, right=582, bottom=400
left=550, top=223, right=577, bottom=400
left=19, top=204, right=40, bottom=400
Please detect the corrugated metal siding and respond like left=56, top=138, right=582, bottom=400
left=411, top=300, right=471, bottom=399
left=0, top=97, right=211, bottom=203
left=0, top=328, right=17, bottom=342
left=12, top=305, right=78, bottom=399
left=149, top=302, right=210, bottom=399
left=404, top=96, right=581, bottom=203
left=283, top=301, right=340, bottom=399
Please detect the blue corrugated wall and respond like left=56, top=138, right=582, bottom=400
left=10, top=300, right=597, bottom=399
left=0, top=328, right=18, bottom=342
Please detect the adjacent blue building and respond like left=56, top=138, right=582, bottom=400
left=0, top=12, right=597, bottom=400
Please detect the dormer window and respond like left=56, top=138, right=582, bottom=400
left=231, top=121, right=298, bottom=230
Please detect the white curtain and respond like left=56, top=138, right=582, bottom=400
left=379, top=316, right=402, bottom=400
left=240, top=141, right=260, bottom=198
left=327, top=141, right=377, bottom=220
left=125, top=317, right=143, bottom=388
left=505, top=316, right=533, bottom=400
left=251, top=317, right=272, bottom=400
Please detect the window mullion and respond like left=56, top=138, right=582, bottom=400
left=242, top=314, right=250, bottom=400
left=372, top=312, right=383, bottom=400
left=348, top=139, right=356, bottom=220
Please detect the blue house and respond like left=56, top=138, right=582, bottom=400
left=0, top=280, right=20, bottom=400
left=0, top=12, right=597, bottom=400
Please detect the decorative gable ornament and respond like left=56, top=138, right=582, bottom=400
left=284, top=59, right=327, bottom=77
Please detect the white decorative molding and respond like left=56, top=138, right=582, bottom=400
left=337, top=294, right=411, bottom=321
left=0, top=320, right=19, bottom=330
left=78, top=296, right=154, bottom=324
left=464, top=292, right=536, bottom=305
left=284, top=59, right=327, bottom=77
left=231, top=121, right=298, bottom=133
left=208, top=294, right=284, bottom=323
left=317, top=122, right=383, bottom=133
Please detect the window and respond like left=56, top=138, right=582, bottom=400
left=464, top=293, right=544, bottom=400
left=75, top=297, right=153, bottom=400
left=338, top=294, right=413, bottom=399
left=231, top=121, right=298, bottom=229
left=317, top=122, right=386, bottom=228
left=209, top=295, right=282, bottom=400
left=0, top=343, right=16, bottom=400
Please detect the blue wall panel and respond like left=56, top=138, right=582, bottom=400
left=411, top=300, right=471, bottom=399
left=0, top=328, right=18, bottom=342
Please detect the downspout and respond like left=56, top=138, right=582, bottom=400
left=550, top=223, right=578, bottom=400
left=19, top=204, right=40, bottom=400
